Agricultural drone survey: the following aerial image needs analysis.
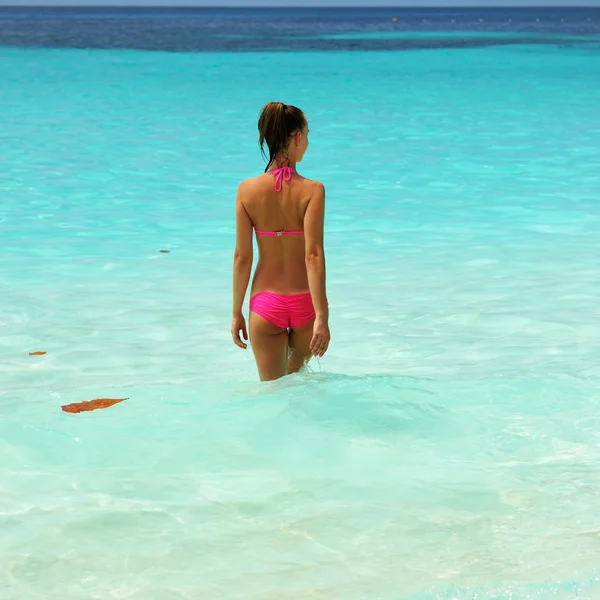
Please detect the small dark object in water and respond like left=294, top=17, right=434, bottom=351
left=29, top=351, right=47, bottom=356
left=62, top=398, right=128, bottom=413
left=159, top=249, right=171, bottom=253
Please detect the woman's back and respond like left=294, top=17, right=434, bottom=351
left=241, top=169, right=320, bottom=295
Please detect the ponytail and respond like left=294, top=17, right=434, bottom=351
left=258, top=102, right=306, bottom=171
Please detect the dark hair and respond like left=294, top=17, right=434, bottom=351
left=258, top=102, right=306, bottom=172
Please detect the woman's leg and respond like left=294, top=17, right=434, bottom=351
left=249, top=311, right=289, bottom=381
left=287, top=319, right=315, bottom=375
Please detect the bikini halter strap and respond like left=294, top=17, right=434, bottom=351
left=272, top=166, right=294, bottom=192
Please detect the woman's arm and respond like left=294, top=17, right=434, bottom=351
left=231, top=182, right=253, bottom=348
left=304, top=182, right=330, bottom=357
left=232, top=182, right=253, bottom=315
left=304, top=182, right=328, bottom=318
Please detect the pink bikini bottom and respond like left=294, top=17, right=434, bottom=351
left=250, top=292, right=315, bottom=329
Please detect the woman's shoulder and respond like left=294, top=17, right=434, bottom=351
left=237, top=174, right=263, bottom=189
left=299, top=175, right=325, bottom=200
left=236, top=174, right=268, bottom=201
left=299, top=174, right=325, bottom=192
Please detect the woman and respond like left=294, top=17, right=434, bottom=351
left=231, top=101, right=330, bottom=381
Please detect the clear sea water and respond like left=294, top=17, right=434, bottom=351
left=2, top=6, right=600, bottom=600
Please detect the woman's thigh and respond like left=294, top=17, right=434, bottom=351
left=288, top=319, right=315, bottom=374
left=249, top=311, right=289, bottom=381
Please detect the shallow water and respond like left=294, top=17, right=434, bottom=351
left=3, top=374, right=600, bottom=598
left=2, top=9, right=600, bottom=599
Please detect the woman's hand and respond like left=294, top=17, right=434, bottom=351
left=309, top=316, right=330, bottom=358
left=231, top=313, right=248, bottom=350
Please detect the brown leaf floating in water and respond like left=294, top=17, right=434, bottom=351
left=61, top=398, right=128, bottom=413
left=29, top=351, right=47, bottom=356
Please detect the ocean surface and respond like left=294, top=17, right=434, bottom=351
left=2, top=6, right=600, bottom=600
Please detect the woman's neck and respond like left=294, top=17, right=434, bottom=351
left=269, top=155, right=296, bottom=171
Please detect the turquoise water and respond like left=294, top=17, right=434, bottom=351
left=2, top=34, right=600, bottom=600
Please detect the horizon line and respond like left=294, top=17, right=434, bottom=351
left=1, top=3, right=598, bottom=6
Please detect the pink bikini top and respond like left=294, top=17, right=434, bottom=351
left=255, top=165, right=304, bottom=238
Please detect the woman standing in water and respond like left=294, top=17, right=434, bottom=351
left=231, top=102, right=330, bottom=381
